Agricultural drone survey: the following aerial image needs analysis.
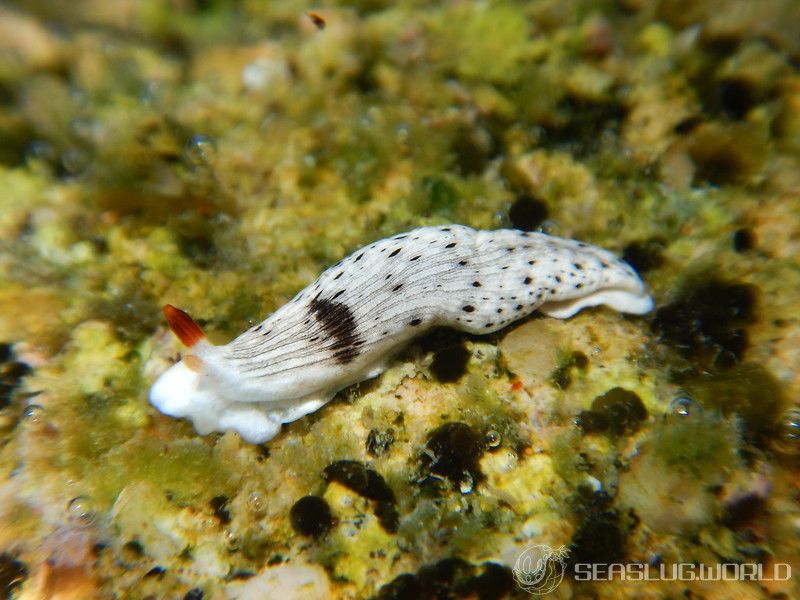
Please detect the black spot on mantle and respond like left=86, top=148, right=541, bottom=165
left=309, top=298, right=365, bottom=364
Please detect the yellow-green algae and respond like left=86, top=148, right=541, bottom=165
left=0, top=0, right=799, bottom=598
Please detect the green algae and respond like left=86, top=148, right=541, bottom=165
left=423, top=4, right=532, bottom=84
left=398, top=495, right=515, bottom=563
left=551, top=429, right=590, bottom=490
left=458, top=372, right=530, bottom=455
left=549, top=348, right=589, bottom=390
left=617, top=409, right=743, bottom=536
left=650, top=410, right=741, bottom=477
left=85, top=437, right=231, bottom=509
left=682, top=362, right=785, bottom=444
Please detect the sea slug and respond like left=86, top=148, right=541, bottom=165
left=150, top=224, right=653, bottom=443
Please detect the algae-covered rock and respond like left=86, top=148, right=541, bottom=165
left=226, top=562, right=332, bottom=600
left=618, top=409, right=741, bottom=534
left=111, top=481, right=189, bottom=562
left=499, top=320, right=560, bottom=385
left=423, top=4, right=533, bottom=83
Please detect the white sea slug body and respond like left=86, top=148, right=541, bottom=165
left=150, top=224, right=653, bottom=443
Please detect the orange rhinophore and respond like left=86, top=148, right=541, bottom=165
left=307, top=11, right=326, bottom=30
left=163, top=304, right=205, bottom=347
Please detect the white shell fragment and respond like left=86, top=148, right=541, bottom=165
left=149, top=224, right=654, bottom=443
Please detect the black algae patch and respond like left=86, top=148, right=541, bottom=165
left=430, top=344, right=470, bottom=383
left=377, top=573, right=421, bottom=600
left=704, top=77, right=762, bottom=121
left=651, top=279, right=756, bottom=365
left=538, top=95, right=629, bottom=157
left=322, top=460, right=399, bottom=532
left=144, top=566, right=166, bottom=578
left=470, top=562, right=516, bottom=600
left=416, top=558, right=475, bottom=598
left=687, top=124, right=766, bottom=186
left=416, top=327, right=462, bottom=354
left=549, top=351, right=589, bottom=390
left=183, top=589, right=204, bottom=600
left=621, top=237, right=666, bottom=274
left=674, top=114, right=705, bottom=134
left=420, top=422, right=485, bottom=490
left=415, top=328, right=471, bottom=383
left=209, top=495, right=230, bottom=525
left=123, top=540, right=144, bottom=557
left=376, top=559, right=514, bottom=600
left=721, top=493, right=766, bottom=530
left=509, top=194, right=549, bottom=231
left=178, top=232, right=218, bottom=268
left=0, top=349, right=32, bottom=410
left=289, top=496, right=333, bottom=538
left=451, top=126, right=496, bottom=176
left=379, top=558, right=473, bottom=599
left=732, top=228, right=755, bottom=252
left=2, top=361, right=31, bottom=383
left=0, top=553, right=27, bottom=597
left=577, top=388, right=648, bottom=437
left=374, top=500, right=400, bottom=534
left=568, top=511, right=626, bottom=568
left=323, top=460, right=395, bottom=502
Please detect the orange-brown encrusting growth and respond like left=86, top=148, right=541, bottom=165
left=163, top=304, right=205, bottom=347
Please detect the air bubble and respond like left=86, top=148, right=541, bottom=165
left=670, top=396, right=700, bottom=418
left=536, top=219, right=561, bottom=236
left=139, top=80, right=165, bottom=104
left=27, top=141, right=56, bottom=164
left=67, top=496, right=95, bottom=527
left=23, top=404, right=44, bottom=424
left=772, top=407, right=800, bottom=455
left=247, top=492, right=266, bottom=516
left=395, top=124, right=410, bottom=144
left=224, top=528, right=241, bottom=552
left=61, top=147, right=90, bottom=175
left=485, top=430, right=501, bottom=448
left=184, top=134, right=216, bottom=166
left=70, top=118, right=96, bottom=141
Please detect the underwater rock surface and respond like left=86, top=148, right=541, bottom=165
left=1, top=0, right=799, bottom=598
